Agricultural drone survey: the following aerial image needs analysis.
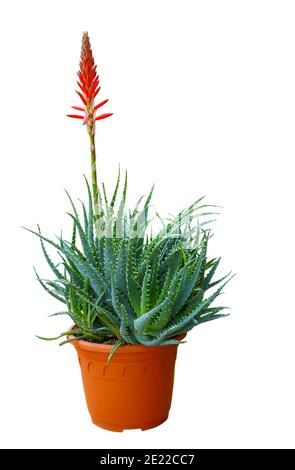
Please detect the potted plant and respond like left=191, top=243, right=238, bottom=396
left=25, top=32, right=233, bottom=432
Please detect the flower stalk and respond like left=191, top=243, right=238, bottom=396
left=89, top=131, right=99, bottom=216
left=67, top=31, right=112, bottom=219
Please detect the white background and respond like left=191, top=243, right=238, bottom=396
left=0, top=0, right=294, bottom=449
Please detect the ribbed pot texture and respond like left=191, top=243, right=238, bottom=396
left=70, top=333, right=185, bottom=432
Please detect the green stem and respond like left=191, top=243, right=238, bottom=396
left=89, top=131, right=99, bottom=216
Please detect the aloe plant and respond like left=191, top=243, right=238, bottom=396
left=26, top=172, right=232, bottom=351
left=25, top=32, right=233, bottom=360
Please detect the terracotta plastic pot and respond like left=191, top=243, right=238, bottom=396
left=69, top=332, right=185, bottom=432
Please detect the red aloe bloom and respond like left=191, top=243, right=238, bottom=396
left=67, top=32, right=112, bottom=132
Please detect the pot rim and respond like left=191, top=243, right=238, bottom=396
left=68, top=326, right=186, bottom=354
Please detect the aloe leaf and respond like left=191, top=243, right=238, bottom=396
left=58, top=326, right=108, bottom=345
left=110, top=271, right=124, bottom=316
left=139, top=279, right=229, bottom=344
left=181, top=288, right=204, bottom=316
left=140, top=264, right=151, bottom=315
left=83, top=277, right=90, bottom=319
left=115, top=170, right=127, bottom=238
left=73, top=328, right=105, bottom=340
left=157, top=197, right=206, bottom=238
left=23, top=227, right=61, bottom=251
left=96, top=306, right=121, bottom=338
left=83, top=326, right=113, bottom=335
left=131, top=195, right=145, bottom=219
left=107, top=339, right=124, bottom=365
left=157, top=338, right=187, bottom=345
left=64, top=260, right=85, bottom=289
left=59, top=335, right=88, bottom=345
left=57, top=275, right=94, bottom=300
left=118, top=303, right=137, bottom=343
left=66, top=213, right=96, bottom=266
left=202, top=257, right=220, bottom=290
left=147, top=270, right=186, bottom=333
left=79, top=199, right=88, bottom=235
left=61, top=242, right=105, bottom=297
left=132, top=332, right=162, bottom=345
left=48, top=311, right=69, bottom=317
left=84, top=176, right=94, bottom=247
left=207, top=271, right=232, bottom=290
left=116, top=240, right=127, bottom=293
left=110, top=165, right=121, bottom=209
left=69, top=287, right=83, bottom=323
left=104, top=236, right=116, bottom=281
left=149, top=255, right=159, bottom=306
left=34, top=267, right=66, bottom=303
left=126, top=240, right=141, bottom=316
left=172, top=239, right=208, bottom=314
left=71, top=219, right=77, bottom=248
left=60, top=278, right=99, bottom=303
left=126, top=274, right=141, bottom=317
left=132, top=330, right=184, bottom=346
left=101, top=182, right=110, bottom=217
left=110, top=275, right=137, bottom=340
left=156, top=268, right=172, bottom=304
left=202, top=306, right=229, bottom=315
left=133, top=299, right=168, bottom=335
left=36, top=330, right=73, bottom=341
left=64, top=189, right=79, bottom=218
left=144, top=184, right=155, bottom=209
left=45, top=280, right=66, bottom=296
left=37, top=226, right=63, bottom=279
left=159, top=249, right=182, bottom=276
left=163, top=276, right=234, bottom=337
left=193, top=312, right=229, bottom=326
left=95, top=236, right=106, bottom=274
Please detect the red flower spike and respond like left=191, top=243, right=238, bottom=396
left=95, top=113, right=113, bottom=121
left=67, top=32, right=112, bottom=130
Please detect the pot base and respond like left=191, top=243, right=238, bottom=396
left=92, top=415, right=168, bottom=432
